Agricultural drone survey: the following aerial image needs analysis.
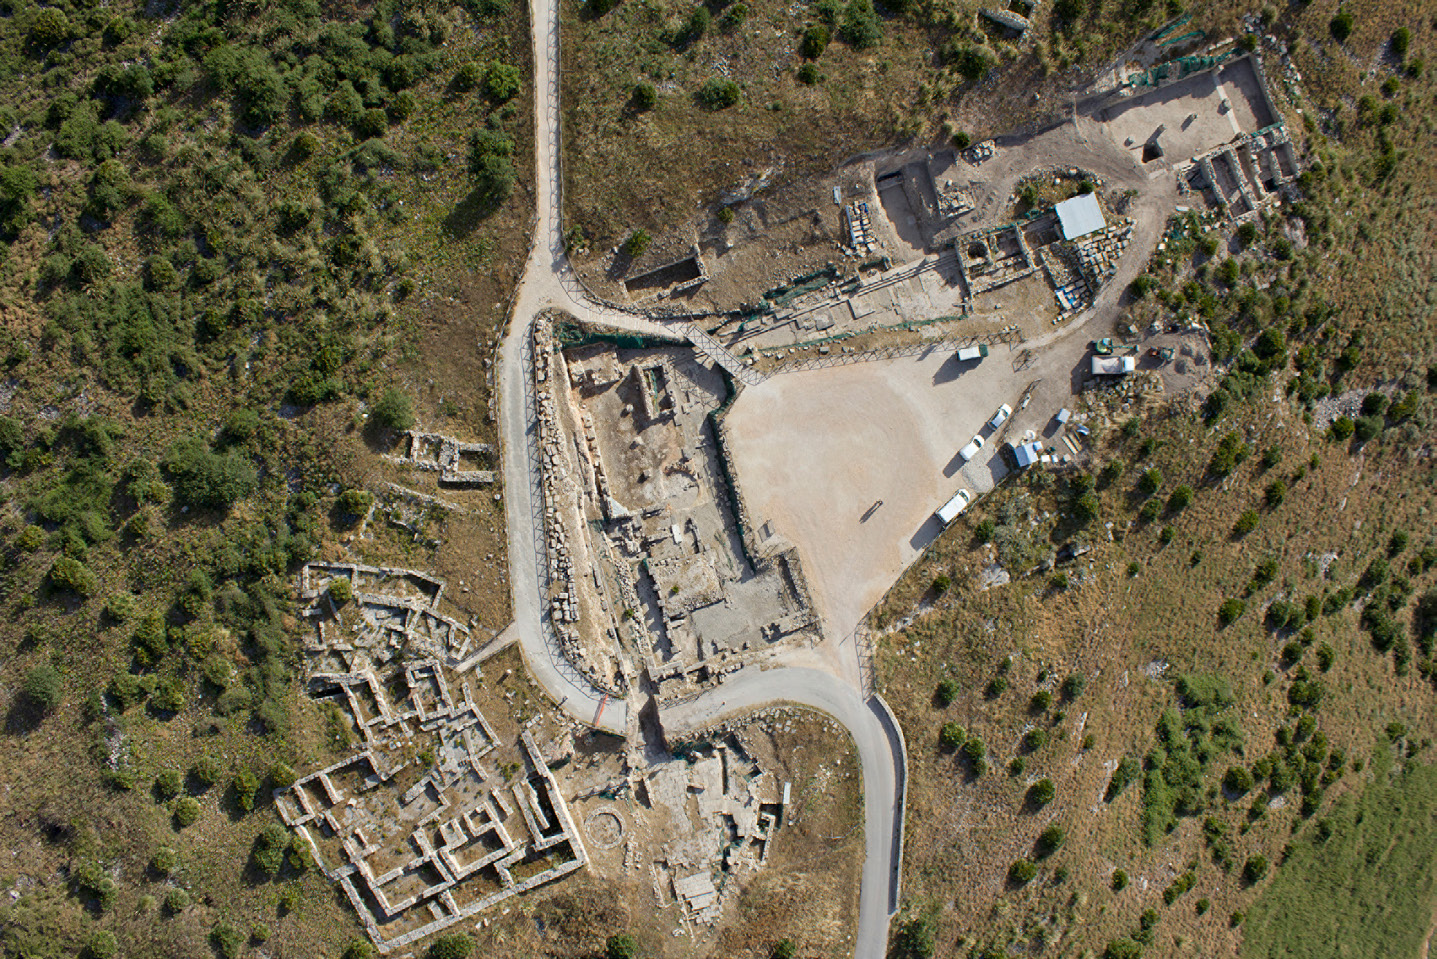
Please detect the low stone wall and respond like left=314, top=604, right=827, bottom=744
left=532, top=314, right=625, bottom=697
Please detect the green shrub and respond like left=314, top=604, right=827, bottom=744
left=624, top=229, right=652, bottom=257
left=252, top=823, right=290, bottom=877
left=1138, top=468, right=1163, bottom=496
left=604, top=936, right=639, bottom=959
left=14, top=525, right=44, bottom=551
left=889, top=915, right=935, bottom=959
left=84, top=931, right=118, bottom=959
left=370, top=389, right=415, bottom=432
left=1233, top=509, right=1260, bottom=537
left=1391, top=27, right=1412, bottom=57
left=797, top=62, right=820, bottom=84
left=1111, top=869, right=1128, bottom=890
left=974, top=517, right=995, bottom=542
left=211, top=922, right=244, bottom=959
left=1242, top=854, right=1269, bottom=883
left=938, top=721, right=966, bottom=750
left=1354, top=414, right=1383, bottom=441
left=947, top=44, right=994, bottom=81
left=839, top=0, right=881, bottom=48
left=633, top=82, right=657, bottom=110
left=192, top=755, right=222, bottom=787
left=22, top=664, right=62, bottom=713
left=682, top=5, right=710, bottom=41
left=1168, top=485, right=1194, bottom=512
left=1023, top=727, right=1049, bottom=751
left=355, top=108, right=388, bottom=139
left=329, top=578, right=354, bottom=604
left=1061, top=674, right=1085, bottom=700
left=772, top=940, right=797, bottom=959
left=1008, top=859, right=1038, bottom=884
left=1030, top=689, right=1052, bottom=712
left=720, top=3, right=747, bottom=28
left=1104, top=938, right=1143, bottom=959
left=164, top=888, right=191, bottom=912
left=154, top=770, right=183, bottom=801
left=48, top=556, right=98, bottom=596
left=233, top=769, right=261, bottom=812
left=1037, top=824, right=1066, bottom=857
left=1223, top=766, right=1254, bottom=794
left=337, top=488, right=373, bottom=517
left=1029, top=778, right=1055, bottom=806
left=151, top=846, right=179, bottom=875
left=161, top=437, right=257, bottom=511
left=1176, top=674, right=1234, bottom=710
left=1330, top=415, right=1355, bottom=440
left=695, top=78, right=740, bottom=109
left=484, top=61, right=522, bottom=101
left=800, top=24, right=830, bottom=58
left=173, top=797, right=201, bottom=827
left=1329, top=8, right=1354, bottom=43
left=1218, top=598, right=1246, bottom=626
left=1209, top=431, right=1249, bottom=478
left=30, top=8, right=73, bottom=48
left=341, top=941, right=376, bottom=959
left=934, top=678, right=959, bottom=707
left=468, top=128, right=517, bottom=203
left=454, top=61, right=483, bottom=90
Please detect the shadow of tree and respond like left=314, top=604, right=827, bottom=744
left=444, top=189, right=504, bottom=238
left=5, top=699, right=46, bottom=735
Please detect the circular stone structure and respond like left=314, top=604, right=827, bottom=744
left=583, top=806, right=625, bottom=849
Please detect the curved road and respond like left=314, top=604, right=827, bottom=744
left=496, top=0, right=907, bottom=952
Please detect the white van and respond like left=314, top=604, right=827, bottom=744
left=988, top=403, right=1012, bottom=431
left=935, top=489, right=971, bottom=525
left=959, top=434, right=984, bottom=462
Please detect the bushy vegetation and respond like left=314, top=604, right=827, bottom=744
left=0, top=0, right=524, bottom=953
left=1140, top=675, right=1244, bottom=844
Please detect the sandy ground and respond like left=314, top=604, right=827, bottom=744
left=1094, top=57, right=1274, bottom=164
left=723, top=337, right=1092, bottom=644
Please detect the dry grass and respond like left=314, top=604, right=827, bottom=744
left=878, top=405, right=1437, bottom=953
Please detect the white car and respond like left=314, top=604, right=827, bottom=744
left=958, top=434, right=984, bottom=462
left=988, top=403, right=1012, bottom=431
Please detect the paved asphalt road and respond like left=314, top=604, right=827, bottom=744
left=494, top=0, right=908, bottom=951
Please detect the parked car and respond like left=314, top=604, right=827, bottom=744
left=935, top=489, right=971, bottom=525
left=988, top=403, right=1012, bottom=431
left=959, top=434, right=984, bottom=462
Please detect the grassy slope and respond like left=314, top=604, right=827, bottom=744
left=0, top=0, right=532, bottom=955
left=1243, top=744, right=1437, bottom=959
left=870, top=1, right=1437, bottom=956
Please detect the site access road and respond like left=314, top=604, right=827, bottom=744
left=496, top=0, right=908, bottom=951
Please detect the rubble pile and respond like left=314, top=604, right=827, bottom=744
left=1071, top=220, right=1135, bottom=289
left=843, top=201, right=877, bottom=256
